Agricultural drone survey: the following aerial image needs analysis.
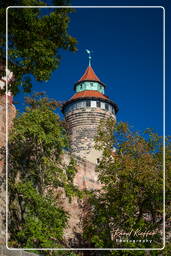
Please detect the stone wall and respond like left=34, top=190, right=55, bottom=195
left=0, top=96, right=16, bottom=245
left=65, top=107, right=115, bottom=164
left=0, top=247, right=40, bottom=256
left=60, top=153, right=102, bottom=247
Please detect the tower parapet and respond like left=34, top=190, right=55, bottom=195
left=62, top=59, right=118, bottom=164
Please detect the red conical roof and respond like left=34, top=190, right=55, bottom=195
left=78, top=66, right=101, bottom=82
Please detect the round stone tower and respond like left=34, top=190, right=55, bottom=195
left=62, top=58, right=118, bottom=164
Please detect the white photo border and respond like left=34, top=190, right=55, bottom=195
left=5, top=5, right=166, bottom=251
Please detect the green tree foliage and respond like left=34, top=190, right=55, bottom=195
left=82, top=119, right=171, bottom=255
left=8, top=94, right=79, bottom=250
left=0, top=0, right=77, bottom=94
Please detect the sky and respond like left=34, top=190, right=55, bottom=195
left=14, top=0, right=171, bottom=136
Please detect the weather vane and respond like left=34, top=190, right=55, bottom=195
left=85, top=49, right=92, bottom=66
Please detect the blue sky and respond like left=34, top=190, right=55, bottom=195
left=14, top=0, right=171, bottom=136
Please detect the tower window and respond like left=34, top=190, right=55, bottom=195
left=105, top=103, right=109, bottom=110
left=90, top=82, right=93, bottom=86
left=97, top=101, right=101, bottom=108
left=80, top=84, right=82, bottom=89
left=101, top=102, right=105, bottom=109
left=86, top=101, right=91, bottom=107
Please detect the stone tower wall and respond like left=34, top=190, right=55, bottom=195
left=60, top=152, right=102, bottom=246
left=65, top=107, right=116, bottom=163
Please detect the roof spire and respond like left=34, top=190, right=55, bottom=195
left=85, top=49, right=92, bottom=66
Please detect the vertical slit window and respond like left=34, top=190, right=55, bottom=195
left=97, top=101, right=101, bottom=108
left=105, top=103, right=109, bottom=110
left=86, top=101, right=91, bottom=107
left=97, top=158, right=100, bottom=164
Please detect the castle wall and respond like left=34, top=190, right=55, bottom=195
left=0, top=96, right=16, bottom=245
left=61, top=153, right=102, bottom=246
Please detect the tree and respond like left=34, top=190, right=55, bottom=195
left=7, top=94, right=80, bottom=250
left=0, top=0, right=77, bottom=95
left=82, top=119, right=171, bottom=255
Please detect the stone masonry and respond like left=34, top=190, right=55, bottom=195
left=65, top=107, right=115, bottom=164
left=61, top=152, right=102, bottom=246
left=0, top=95, right=16, bottom=246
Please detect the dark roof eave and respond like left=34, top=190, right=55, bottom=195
left=61, top=96, right=119, bottom=114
